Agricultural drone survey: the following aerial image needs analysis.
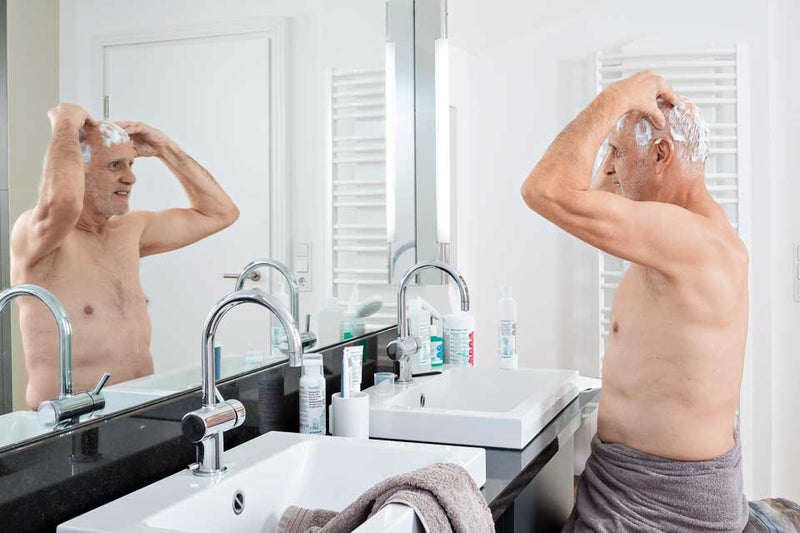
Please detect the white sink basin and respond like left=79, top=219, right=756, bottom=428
left=367, top=365, right=580, bottom=449
left=58, top=432, right=486, bottom=533
left=0, top=410, right=50, bottom=449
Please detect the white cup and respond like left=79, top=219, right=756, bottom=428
left=329, top=392, right=370, bottom=438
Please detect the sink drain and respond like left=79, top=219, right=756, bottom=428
left=232, top=490, right=245, bottom=515
left=419, top=394, right=426, bottom=408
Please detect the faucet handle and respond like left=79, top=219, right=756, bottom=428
left=38, top=371, right=112, bottom=428
left=92, top=372, right=111, bottom=395
left=182, top=399, right=246, bottom=443
left=223, top=271, right=262, bottom=282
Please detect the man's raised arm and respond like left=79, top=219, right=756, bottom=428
left=518, top=72, right=727, bottom=277
left=11, top=104, right=94, bottom=267
left=119, top=121, right=240, bottom=257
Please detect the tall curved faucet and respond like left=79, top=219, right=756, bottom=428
left=387, top=261, right=470, bottom=382
left=234, top=259, right=317, bottom=352
left=0, top=284, right=110, bottom=427
left=181, top=288, right=303, bottom=476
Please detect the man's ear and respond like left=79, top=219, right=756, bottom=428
left=653, top=138, right=674, bottom=175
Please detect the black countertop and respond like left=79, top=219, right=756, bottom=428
left=482, top=388, right=601, bottom=521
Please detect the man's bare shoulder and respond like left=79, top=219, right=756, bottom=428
left=108, top=210, right=157, bottom=252
left=107, top=210, right=152, bottom=234
left=698, top=202, right=749, bottom=267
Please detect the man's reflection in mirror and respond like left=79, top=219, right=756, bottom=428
left=10, top=103, right=239, bottom=409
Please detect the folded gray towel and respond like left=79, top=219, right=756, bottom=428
left=563, top=434, right=749, bottom=532
left=276, top=462, right=493, bottom=533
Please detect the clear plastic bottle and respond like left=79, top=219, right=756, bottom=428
left=407, top=297, right=432, bottom=372
left=299, top=354, right=326, bottom=434
left=318, top=296, right=345, bottom=347
left=497, top=286, right=518, bottom=369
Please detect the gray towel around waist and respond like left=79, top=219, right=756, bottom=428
left=276, top=462, right=494, bottom=533
left=564, top=434, right=749, bottom=533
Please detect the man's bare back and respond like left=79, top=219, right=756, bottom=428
left=11, top=104, right=238, bottom=409
left=521, top=72, right=749, bottom=463
left=12, top=212, right=153, bottom=408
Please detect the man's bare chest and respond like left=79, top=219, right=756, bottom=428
left=30, top=231, right=147, bottom=315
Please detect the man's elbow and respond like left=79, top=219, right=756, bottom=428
left=520, top=174, right=557, bottom=214
left=220, top=202, right=240, bottom=228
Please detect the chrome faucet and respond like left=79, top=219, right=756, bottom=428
left=387, top=261, right=470, bottom=383
left=0, top=284, right=110, bottom=427
left=234, top=259, right=317, bottom=351
left=181, top=288, right=303, bottom=476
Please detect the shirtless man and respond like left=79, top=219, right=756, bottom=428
left=11, top=103, right=239, bottom=410
left=521, top=72, right=749, bottom=531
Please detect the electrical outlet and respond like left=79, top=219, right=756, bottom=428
left=295, top=242, right=312, bottom=292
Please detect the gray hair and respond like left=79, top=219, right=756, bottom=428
left=79, top=121, right=131, bottom=165
left=617, top=95, right=710, bottom=165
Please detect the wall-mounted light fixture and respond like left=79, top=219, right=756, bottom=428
left=434, top=0, right=450, bottom=245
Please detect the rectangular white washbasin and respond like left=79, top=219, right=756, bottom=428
left=367, top=365, right=580, bottom=449
left=58, top=431, right=486, bottom=533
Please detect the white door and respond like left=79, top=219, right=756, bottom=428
left=105, top=32, right=274, bottom=371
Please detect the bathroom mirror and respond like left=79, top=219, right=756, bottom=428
left=0, top=0, right=416, bottom=451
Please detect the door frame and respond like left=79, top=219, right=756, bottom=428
left=90, top=18, right=289, bottom=263
left=0, top=0, right=11, bottom=414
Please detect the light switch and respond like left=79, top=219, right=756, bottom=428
left=296, top=242, right=309, bottom=257
left=296, top=258, right=309, bottom=273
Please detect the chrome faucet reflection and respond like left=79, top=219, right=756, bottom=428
left=234, top=259, right=317, bottom=351
left=181, top=288, right=303, bottom=476
left=387, top=261, right=470, bottom=383
left=0, top=284, right=110, bottom=427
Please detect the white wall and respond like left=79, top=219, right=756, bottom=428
left=766, top=0, right=800, bottom=504
left=450, top=0, right=799, bottom=500
left=58, top=0, right=384, bottom=360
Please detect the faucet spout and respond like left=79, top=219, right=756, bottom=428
left=388, top=261, right=470, bottom=383
left=201, top=288, right=303, bottom=405
left=0, top=284, right=73, bottom=398
left=234, top=259, right=299, bottom=325
left=234, top=259, right=316, bottom=355
left=397, top=260, right=470, bottom=339
left=0, top=284, right=111, bottom=427
left=183, top=288, right=304, bottom=476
